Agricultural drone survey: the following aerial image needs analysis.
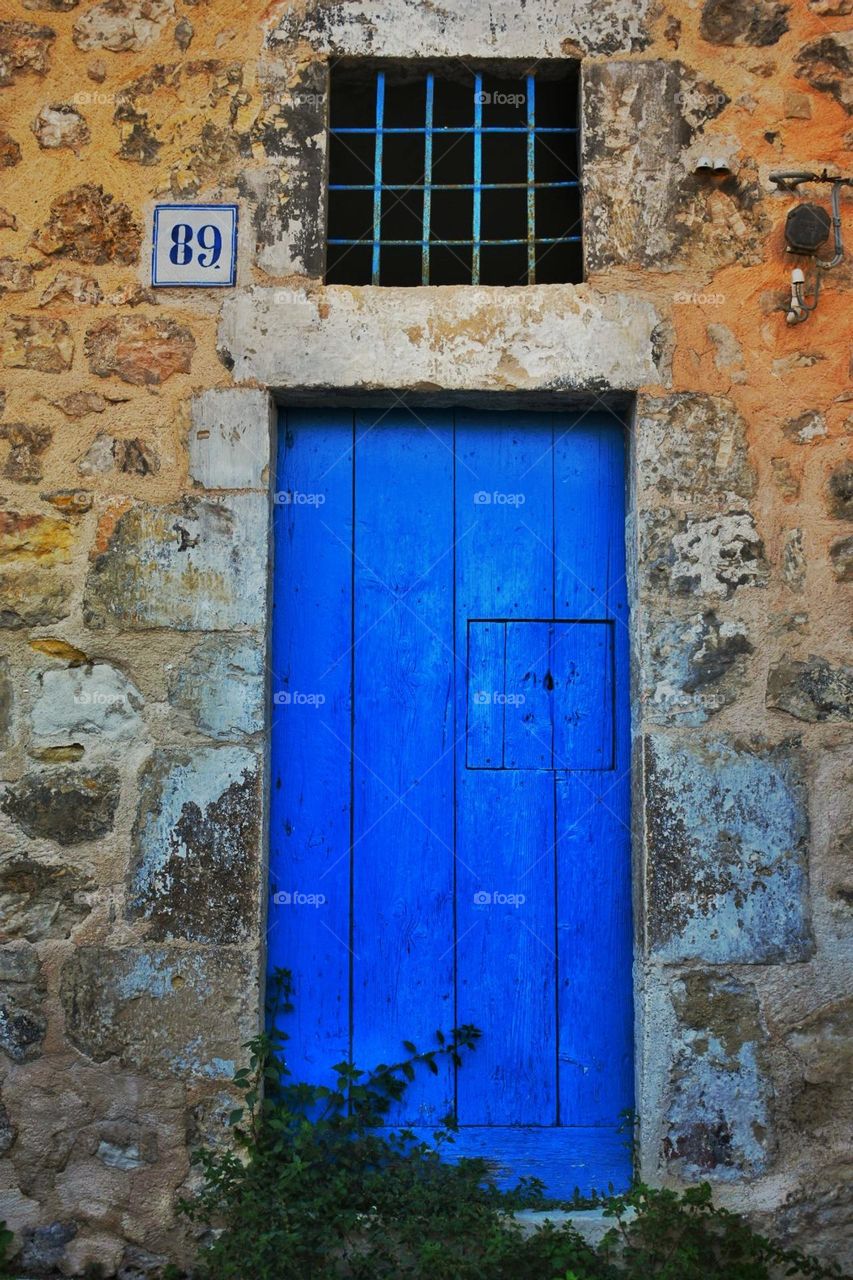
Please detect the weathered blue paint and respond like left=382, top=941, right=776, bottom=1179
left=472, top=73, right=483, bottom=284
left=269, top=408, right=632, bottom=1196
left=526, top=74, right=536, bottom=283
left=371, top=71, right=385, bottom=285
left=646, top=736, right=812, bottom=964
left=422, top=73, right=435, bottom=287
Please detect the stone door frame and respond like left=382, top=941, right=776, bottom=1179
left=187, top=369, right=649, bottom=1170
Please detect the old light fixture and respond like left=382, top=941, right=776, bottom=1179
left=770, top=169, right=852, bottom=324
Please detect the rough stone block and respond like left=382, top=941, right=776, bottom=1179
left=0, top=258, right=33, bottom=292
left=117, top=1246, right=172, bottom=1280
left=18, top=1221, right=77, bottom=1275
left=31, top=183, right=141, bottom=265
left=641, top=508, right=769, bottom=599
left=0, top=314, right=73, bottom=372
left=0, top=510, right=74, bottom=628
left=784, top=410, right=827, bottom=443
left=1, top=1055, right=187, bottom=1225
left=84, top=495, right=269, bottom=631
left=0, top=20, right=55, bottom=87
left=766, top=655, right=853, bottom=723
left=72, top=0, right=174, bottom=53
left=782, top=528, right=806, bottom=590
left=664, top=974, right=773, bottom=1179
left=127, top=747, right=260, bottom=943
left=85, top=315, right=194, bottom=386
left=31, top=102, right=90, bottom=150
left=830, top=535, right=853, bottom=581
left=827, top=460, right=853, bottom=521
left=636, top=395, right=756, bottom=505
left=642, top=609, right=753, bottom=725
left=699, top=0, right=789, bottom=46
left=0, top=945, right=46, bottom=1063
left=246, top=61, right=327, bottom=278
left=646, top=735, right=812, bottom=963
left=795, top=33, right=853, bottom=114
left=775, top=1177, right=853, bottom=1275
left=189, top=388, right=271, bottom=490
left=0, top=128, right=21, bottom=167
left=1, top=767, right=121, bottom=846
left=31, top=663, right=144, bottom=744
left=60, top=946, right=257, bottom=1078
left=582, top=60, right=738, bottom=270
left=0, top=1102, right=15, bottom=1156
left=0, top=855, right=94, bottom=942
left=77, top=431, right=159, bottom=476
left=167, top=635, right=265, bottom=739
left=786, top=997, right=852, bottom=1097
left=0, top=423, right=52, bottom=483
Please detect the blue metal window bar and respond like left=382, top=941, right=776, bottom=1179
left=328, top=71, right=580, bottom=285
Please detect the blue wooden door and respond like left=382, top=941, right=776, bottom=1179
left=268, top=408, right=633, bottom=1196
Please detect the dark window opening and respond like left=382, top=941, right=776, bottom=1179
left=326, top=62, right=581, bottom=287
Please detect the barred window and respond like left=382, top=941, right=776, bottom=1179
left=326, top=63, right=581, bottom=287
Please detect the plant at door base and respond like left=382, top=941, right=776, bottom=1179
left=174, top=971, right=845, bottom=1280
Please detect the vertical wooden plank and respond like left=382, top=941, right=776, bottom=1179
left=455, top=411, right=557, bottom=1125
left=503, top=620, right=552, bottom=769
left=268, top=409, right=353, bottom=1087
left=554, top=412, right=627, bottom=620
left=554, top=415, right=632, bottom=1147
left=351, top=410, right=455, bottom=1125
left=551, top=621, right=614, bottom=771
left=466, top=620, right=506, bottom=769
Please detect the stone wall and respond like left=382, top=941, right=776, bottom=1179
left=0, top=0, right=851, bottom=1274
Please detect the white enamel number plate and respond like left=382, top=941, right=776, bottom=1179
left=151, top=204, right=238, bottom=287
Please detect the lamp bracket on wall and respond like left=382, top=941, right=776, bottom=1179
left=769, top=169, right=853, bottom=324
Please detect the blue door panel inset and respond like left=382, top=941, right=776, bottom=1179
left=269, top=407, right=633, bottom=1194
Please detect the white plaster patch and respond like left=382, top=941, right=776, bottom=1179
left=31, top=664, right=144, bottom=744
left=220, top=285, right=663, bottom=392
left=189, top=388, right=272, bottom=491
left=84, top=494, right=271, bottom=632
left=269, top=0, right=653, bottom=57
left=669, top=512, right=768, bottom=598
left=167, top=635, right=265, bottom=739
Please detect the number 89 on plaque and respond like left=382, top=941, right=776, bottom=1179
left=151, top=204, right=238, bottom=287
